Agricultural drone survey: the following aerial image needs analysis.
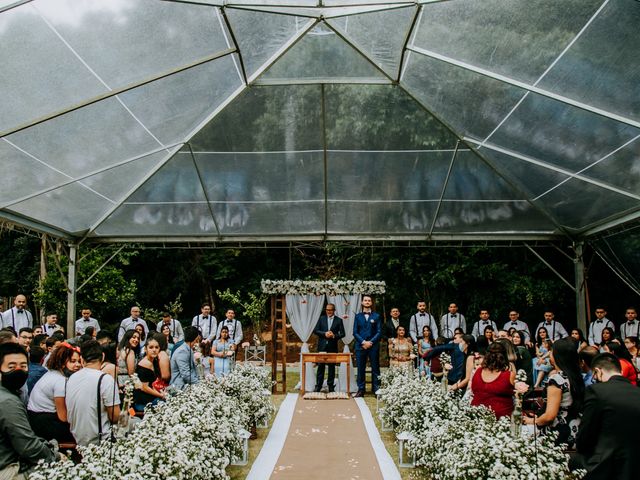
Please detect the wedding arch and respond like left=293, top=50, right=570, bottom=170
left=261, top=280, right=386, bottom=393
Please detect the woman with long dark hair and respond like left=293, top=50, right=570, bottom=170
left=133, top=336, right=166, bottom=411
left=117, top=330, right=140, bottom=388
left=570, top=328, right=588, bottom=352
left=452, top=334, right=479, bottom=394
left=600, top=327, right=615, bottom=347
left=512, top=330, right=533, bottom=386
left=523, top=337, right=584, bottom=447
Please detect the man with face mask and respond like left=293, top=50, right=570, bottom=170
left=0, top=343, right=61, bottom=477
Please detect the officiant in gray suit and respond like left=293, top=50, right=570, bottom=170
left=313, top=303, right=345, bottom=393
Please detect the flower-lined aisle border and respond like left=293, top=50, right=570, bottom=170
left=261, top=279, right=386, bottom=296
left=30, top=364, right=275, bottom=480
left=377, top=368, right=586, bottom=480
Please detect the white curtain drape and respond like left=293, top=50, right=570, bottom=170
left=328, top=293, right=361, bottom=393
left=286, top=294, right=325, bottom=392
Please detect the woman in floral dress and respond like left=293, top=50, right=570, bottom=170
left=523, top=337, right=584, bottom=447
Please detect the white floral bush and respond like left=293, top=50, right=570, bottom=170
left=260, top=279, right=386, bottom=295
left=378, top=368, right=585, bottom=480
left=30, top=366, right=275, bottom=480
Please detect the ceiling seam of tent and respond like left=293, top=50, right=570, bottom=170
left=428, top=140, right=459, bottom=238
left=395, top=3, right=421, bottom=82
left=215, top=7, right=246, bottom=85
left=406, top=44, right=640, bottom=131
left=223, top=5, right=318, bottom=19
left=0, top=0, right=32, bottom=14
left=465, top=138, right=640, bottom=202
left=1, top=138, right=116, bottom=205
left=396, top=86, right=573, bottom=239
left=0, top=49, right=236, bottom=139
left=477, top=0, right=612, bottom=146
left=591, top=242, right=640, bottom=296
left=187, top=143, right=222, bottom=238
left=0, top=143, right=184, bottom=210
left=323, top=19, right=397, bottom=83
left=324, top=2, right=416, bottom=19
left=78, top=145, right=183, bottom=243
left=220, top=7, right=249, bottom=85
left=31, top=3, right=169, bottom=151
left=531, top=133, right=640, bottom=200
left=247, top=18, right=320, bottom=84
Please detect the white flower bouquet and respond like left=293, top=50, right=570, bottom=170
left=260, top=279, right=386, bottom=296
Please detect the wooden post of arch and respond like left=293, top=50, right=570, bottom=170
left=270, top=295, right=287, bottom=393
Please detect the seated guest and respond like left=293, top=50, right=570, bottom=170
left=388, top=325, right=413, bottom=367
left=32, top=326, right=43, bottom=336
left=424, top=333, right=470, bottom=386
left=160, top=323, right=176, bottom=354
left=602, top=341, right=637, bottom=386
left=512, top=331, right=533, bottom=387
left=483, top=326, right=495, bottom=345
left=149, top=332, right=170, bottom=390
left=27, top=342, right=82, bottom=443
left=33, top=334, right=47, bottom=352
left=100, top=342, right=118, bottom=380
left=0, top=343, right=61, bottom=476
left=599, top=327, right=615, bottom=348
left=66, top=340, right=120, bottom=446
left=571, top=328, right=588, bottom=352
left=534, top=338, right=553, bottom=388
left=578, top=346, right=599, bottom=386
left=17, top=328, right=34, bottom=351
left=96, top=330, right=113, bottom=346
left=42, top=335, right=62, bottom=367
left=26, top=346, right=47, bottom=393
left=133, top=336, right=166, bottom=411
left=117, top=330, right=140, bottom=389
left=523, top=337, right=584, bottom=448
left=623, top=336, right=639, bottom=380
left=135, top=324, right=147, bottom=351
left=451, top=335, right=480, bottom=394
left=170, top=326, right=201, bottom=389
left=573, top=353, right=640, bottom=480
left=470, top=342, right=515, bottom=418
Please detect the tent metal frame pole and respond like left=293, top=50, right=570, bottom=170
left=573, top=242, right=588, bottom=334
left=524, top=243, right=575, bottom=292
left=66, top=244, right=78, bottom=337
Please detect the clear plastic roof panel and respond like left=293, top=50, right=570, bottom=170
left=0, top=1, right=639, bottom=241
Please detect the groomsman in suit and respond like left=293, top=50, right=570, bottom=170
left=353, top=295, right=382, bottom=397
left=313, top=304, right=345, bottom=393
left=573, top=353, right=640, bottom=480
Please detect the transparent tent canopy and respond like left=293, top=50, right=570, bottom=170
left=1, top=0, right=639, bottom=244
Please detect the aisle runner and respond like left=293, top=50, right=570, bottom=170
left=247, top=394, right=401, bottom=480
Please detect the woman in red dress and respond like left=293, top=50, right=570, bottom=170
left=471, top=341, right=515, bottom=418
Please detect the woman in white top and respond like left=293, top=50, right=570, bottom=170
left=27, top=342, right=82, bottom=442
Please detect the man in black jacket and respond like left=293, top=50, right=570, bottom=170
left=572, top=353, right=640, bottom=480
left=313, top=304, right=345, bottom=393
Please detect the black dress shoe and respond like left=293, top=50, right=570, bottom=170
left=354, top=390, right=365, bottom=397
left=314, top=387, right=322, bottom=393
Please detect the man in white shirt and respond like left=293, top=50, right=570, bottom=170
left=587, top=307, right=615, bottom=346
left=440, top=303, right=466, bottom=339
left=42, top=313, right=64, bottom=338
left=535, top=310, right=569, bottom=341
left=2, top=295, right=33, bottom=332
left=117, top=306, right=148, bottom=342
left=471, top=309, right=498, bottom=340
left=409, top=301, right=439, bottom=343
left=216, top=309, right=243, bottom=345
left=191, top=303, right=217, bottom=343
left=503, top=310, right=532, bottom=343
left=66, top=340, right=120, bottom=446
left=156, top=312, right=184, bottom=343
left=620, top=307, right=639, bottom=339
left=75, top=308, right=100, bottom=336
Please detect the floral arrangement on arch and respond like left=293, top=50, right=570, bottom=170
left=29, top=365, right=275, bottom=480
left=377, top=367, right=586, bottom=480
left=260, top=279, right=386, bottom=296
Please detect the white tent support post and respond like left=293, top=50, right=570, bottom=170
left=573, top=242, right=588, bottom=334
left=66, top=244, right=78, bottom=337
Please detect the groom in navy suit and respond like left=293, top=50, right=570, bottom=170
left=314, top=303, right=346, bottom=392
left=353, top=295, right=382, bottom=397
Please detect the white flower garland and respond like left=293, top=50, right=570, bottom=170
left=30, top=364, right=275, bottom=480
left=377, top=368, right=586, bottom=480
left=260, top=279, right=386, bottom=296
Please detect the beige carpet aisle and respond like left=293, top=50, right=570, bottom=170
left=269, top=397, right=384, bottom=479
